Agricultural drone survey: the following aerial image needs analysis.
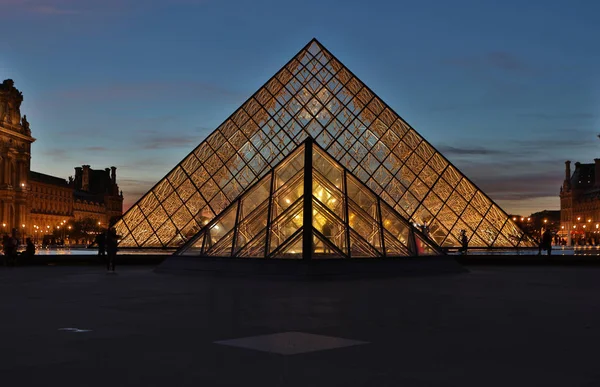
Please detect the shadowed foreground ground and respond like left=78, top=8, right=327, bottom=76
left=1, top=265, right=600, bottom=386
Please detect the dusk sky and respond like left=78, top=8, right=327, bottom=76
left=1, top=0, right=599, bottom=216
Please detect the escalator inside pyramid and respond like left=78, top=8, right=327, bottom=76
left=176, top=138, right=441, bottom=258
left=115, top=39, right=536, bottom=250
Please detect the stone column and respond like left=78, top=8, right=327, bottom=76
left=3, top=154, right=10, bottom=185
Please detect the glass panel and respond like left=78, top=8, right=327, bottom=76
left=501, top=221, right=526, bottom=247
left=235, top=201, right=269, bottom=255
left=123, top=205, right=145, bottom=231
left=476, top=218, right=500, bottom=247
left=349, top=229, right=381, bottom=258
left=383, top=230, right=410, bottom=256
left=141, top=234, right=162, bottom=248
left=206, top=231, right=235, bottom=257
left=171, top=205, right=193, bottom=232
left=274, top=231, right=303, bottom=259
left=273, top=144, right=305, bottom=190
left=415, top=234, right=439, bottom=256
left=313, top=147, right=343, bottom=189
left=421, top=192, right=444, bottom=218
left=177, top=179, right=197, bottom=203
left=426, top=219, right=449, bottom=247
left=156, top=220, right=177, bottom=246
left=239, top=175, right=271, bottom=219
left=461, top=205, right=484, bottom=234
left=347, top=174, right=377, bottom=219
left=146, top=206, right=168, bottom=232
left=432, top=178, right=453, bottom=201
left=162, top=192, right=184, bottom=217
left=176, top=219, right=200, bottom=246
left=118, top=233, right=137, bottom=249
left=455, top=178, right=476, bottom=202
left=445, top=192, right=468, bottom=216
left=166, top=167, right=188, bottom=190
left=493, top=231, right=512, bottom=247
left=138, top=192, right=160, bottom=217
left=205, top=203, right=238, bottom=249
left=312, top=173, right=344, bottom=218
left=271, top=172, right=304, bottom=218
left=153, top=179, right=175, bottom=203
left=380, top=202, right=410, bottom=249
left=269, top=200, right=303, bottom=254
left=348, top=201, right=381, bottom=253
left=236, top=229, right=267, bottom=258
left=313, top=198, right=347, bottom=255
left=313, top=232, right=345, bottom=259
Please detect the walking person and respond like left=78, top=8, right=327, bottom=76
left=106, top=228, right=119, bottom=272
left=542, top=228, right=553, bottom=256
left=458, top=230, right=468, bottom=255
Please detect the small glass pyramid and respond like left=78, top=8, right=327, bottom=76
left=176, top=138, right=440, bottom=258
left=115, top=38, right=535, bottom=249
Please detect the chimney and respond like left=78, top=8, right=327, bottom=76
left=595, top=159, right=600, bottom=187
left=564, top=160, right=571, bottom=189
left=82, top=165, right=90, bottom=191
left=111, top=166, right=116, bottom=184
left=74, top=167, right=82, bottom=189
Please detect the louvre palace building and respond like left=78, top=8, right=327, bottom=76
left=560, top=159, right=600, bottom=245
left=115, top=39, right=535, bottom=257
left=0, top=79, right=123, bottom=240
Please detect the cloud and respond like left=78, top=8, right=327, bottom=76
left=41, top=148, right=68, bottom=158
left=0, top=0, right=208, bottom=15
left=138, top=133, right=198, bottom=150
left=0, top=0, right=81, bottom=14
left=53, top=81, right=246, bottom=104
left=29, top=4, right=79, bottom=14
left=118, top=178, right=158, bottom=211
left=436, top=145, right=508, bottom=156
left=442, top=51, right=533, bottom=74
left=83, top=146, right=108, bottom=152
left=472, top=171, right=562, bottom=201
left=486, top=52, right=529, bottom=72
left=517, top=112, right=596, bottom=120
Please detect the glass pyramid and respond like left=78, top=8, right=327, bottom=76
left=176, top=138, right=441, bottom=258
left=115, top=38, right=535, bottom=249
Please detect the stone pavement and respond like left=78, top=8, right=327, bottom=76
left=1, top=265, right=600, bottom=386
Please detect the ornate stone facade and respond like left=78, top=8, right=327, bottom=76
left=0, top=79, right=123, bottom=240
left=559, top=159, right=600, bottom=245
left=0, top=79, right=34, bottom=235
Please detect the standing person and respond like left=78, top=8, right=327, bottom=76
left=2, top=234, right=9, bottom=266
left=106, top=227, right=119, bottom=272
left=95, top=231, right=106, bottom=257
left=459, top=230, right=468, bottom=255
left=542, top=229, right=553, bottom=256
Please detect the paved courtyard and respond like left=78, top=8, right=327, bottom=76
left=1, top=264, right=600, bottom=386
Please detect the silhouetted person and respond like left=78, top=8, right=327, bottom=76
left=3, top=233, right=17, bottom=266
left=2, top=234, right=10, bottom=266
left=459, top=230, right=468, bottom=255
left=542, top=229, right=553, bottom=256
left=19, top=238, right=35, bottom=263
left=95, top=231, right=106, bottom=256
left=106, top=228, right=119, bottom=272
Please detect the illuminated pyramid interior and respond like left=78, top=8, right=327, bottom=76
left=176, top=138, right=441, bottom=258
left=115, top=38, right=535, bottom=249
